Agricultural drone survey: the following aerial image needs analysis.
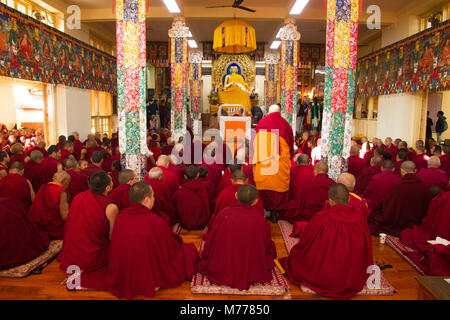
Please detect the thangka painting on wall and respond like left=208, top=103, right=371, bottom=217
left=0, top=3, right=116, bottom=94
left=356, top=20, right=450, bottom=98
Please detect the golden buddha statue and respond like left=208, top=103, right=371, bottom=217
left=218, top=65, right=252, bottom=116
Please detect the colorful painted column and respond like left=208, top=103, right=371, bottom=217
left=116, top=0, right=149, bottom=179
left=321, top=0, right=359, bottom=180
left=169, top=17, right=190, bottom=141
left=264, top=53, right=279, bottom=110
left=189, top=51, right=203, bottom=120
left=279, top=18, right=301, bottom=134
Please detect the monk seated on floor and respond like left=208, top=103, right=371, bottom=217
left=143, top=167, right=174, bottom=225
left=58, top=172, right=119, bottom=273
left=24, top=150, right=52, bottom=193
left=289, top=154, right=314, bottom=202
left=0, top=161, right=35, bottom=212
left=80, top=182, right=199, bottom=299
left=108, top=169, right=137, bottom=211
left=156, top=155, right=180, bottom=195
left=199, top=184, right=276, bottom=291
left=0, top=198, right=50, bottom=271
left=417, top=156, right=449, bottom=190
left=281, top=184, right=373, bottom=300
left=354, top=155, right=382, bottom=196
left=63, top=158, right=89, bottom=202
left=282, top=162, right=335, bottom=223
left=369, top=161, right=432, bottom=236
left=28, top=171, right=71, bottom=240
left=81, top=151, right=105, bottom=178
left=174, top=166, right=211, bottom=230
left=197, top=166, right=217, bottom=206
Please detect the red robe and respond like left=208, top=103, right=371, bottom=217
left=412, top=154, right=428, bottom=172
left=110, top=171, right=120, bottom=189
left=0, top=173, right=32, bottom=212
left=42, top=157, right=60, bottom=178
left=85, top=147, right=103, bottom=163
left=58, top=191, right=113, bottom=272
left=159, top=166, right=180, bottom=194
left=322, top=193, right=369, bottom=219
left=354, top=166, right=381, bottom=196
left=364, top=149, right=374, bottom=167
left=108, top=184, right=131, bottom=211
left=26, top=146, right=48, bottom=158
left=281, top=205, right=373, bottom=300
left=369, top=174, right=432, bottom=236
left=174, top=179, right=211, bottom=230
left=28, top=183, right=65, bottom=239
left=440, top=154, right=450, bottom=180
left=73, top=139, right=84, bottom=160
left=0, top=198, right=49, bottom=270
left=66, top=169, right=89, bottom=202
left=60, top=150, right=73, bottom=162
left=283, top=173, right=335, bottom=223
left=168, top=163, right=184, bottom=185
left=199, top=203, right=276, bottom=291
left=143, top=177, right=174, bottom=225
left=80, top=203, right=199, bottom=299
left=289, top=165, right=314, bottom=201
left=348, top=155, right=366, bottom=178
left=217, top=167, right=233, bottom=193
left=24, top=160, right=52, bottom=193
left=425, top=244, right=450, bottom=276
left=10, top=154, right=26, bottom=164
left=101, top=154, right=112, bottom=172
left=363, top=170, right=401, bottom=214
left=400, top=190, right=450, bottom=249
left=384, top=145, right=398, bottom=161
left=213, top=184, right=264, bottom=218
left=81, top=164, right=104, bottom=178
left=198, top=162, right=223, bottom=188
left=394, top=160, right=405, bottom=175
left=198, top=177, right=216, bottom=207
left=417, top=168, right=449, bottom=189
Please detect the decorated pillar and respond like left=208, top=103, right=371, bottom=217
left=279, top=18, right=301, bottom=134
left=169, top=17, right=190, bottom=141
left=116, top=0, right=149, bottom=179
left=321, top=0, right=359, bottom=180
left=264, top=53, right=279, bottom=111
left=189, top=51, right=203, bottom=120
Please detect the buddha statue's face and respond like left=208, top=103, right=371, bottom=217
left=230, top=66, right=238, bottom=74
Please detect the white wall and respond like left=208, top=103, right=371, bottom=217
left=55, top=85, right=91, bottom=141
left=377, top=93, right=425, bottom=146
left=0, top=84, right=17, bottom=129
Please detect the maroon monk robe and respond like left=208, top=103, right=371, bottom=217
left=417, top=168, right=448, bottom=189
left=217, top=167, right=233, bottom=193
left=364, top=149, right=374, bottom=167
left=322, top=193, right=369, bottom=220
left=26, top=146, right=48, bottom=158
left=348, top=155, right=366, bottom=178
left=101, top=154, right=112, bottom=172
left=110, top=171, right=120, bottom=189
left=281, top=204, right=373, bottom=300
left=440, top=154, right=450, bottom=179
left=198, top=162, right=222, bottom=188
left=213, top=184, right=264, bottom=217
left=73, top=139, right=84, bottom=160
left=400, top=190, right=450, bottom=249
left=143, top=177, right=174, bottom=225
left=58, top=190, right=113, bottom=272
left=369, top=174, right=432, bottom=236
left=0, top=198, right=49, bottom=270
left=60, top=150, right=73, bottom=162
left=384, top=145, right=398, bottom=161
left=426, top=244, right=450, bottom=276
left=412, top=154, right=428, bottom=172
left=10, top=153, right=26, bottom=164
left=0, top=173, right=32, bottom=212
left=28, top=182, right=66, bottom=239
left=24, top=160, right=52, bottom=193
left=159, top=165, right=180, bottom=194
left=168, top=163, right=184, bottom=185
left=199, top=203, right=276, bottom=291
left=85, top=147, right=103, bottom=163
left=282, top=173, right=335, bottom=223
left=80, top=203, right=199, bottom=299
left=354, top=166, right=381, bottom=196
left=363, top=170, right=401, bottom=214
left=108, top=184, right=131, bottom=211
left=81, top=164, right=104, bottom=178
left=242, top=164, right=255, bottom=185
left=394, top=160, right=405, bottom=175
left=66, top=169, right=89, bottom=202
left=174, top=179, right=211, bottom=230
left=42, top=157, right=60, bottom=178
left=198, top=176, right=216, bottom=207
left=289, top=165, right=314, bottom=201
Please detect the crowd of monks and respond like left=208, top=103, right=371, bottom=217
left=0, top=106, right=449, bottom=300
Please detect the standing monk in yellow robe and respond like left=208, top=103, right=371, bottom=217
left=253, top=105, right=294, bottom=223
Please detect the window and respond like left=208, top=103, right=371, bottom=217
left=90, top=90, right=115, bottom=137
left=419, top=4, right=449, bottom=31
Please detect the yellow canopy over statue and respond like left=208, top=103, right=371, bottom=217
left=213, top=19, right=257, bottom=54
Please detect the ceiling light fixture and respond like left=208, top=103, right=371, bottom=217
left=289, top=0, right=309, bottom=15
left=270, top=41, right=281, bottom=50
left=188, top=40, right=198, bottom=48
left=163, top=0, right=181, bottom=13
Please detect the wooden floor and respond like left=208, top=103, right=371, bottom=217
left=0, top=223, right=421, bottom=300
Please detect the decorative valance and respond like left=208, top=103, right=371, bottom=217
left=356, top=20, right=450, bottom=98
left=213, top=19, right=257, bottom=54
left=0, top=3, right=117, bottom=94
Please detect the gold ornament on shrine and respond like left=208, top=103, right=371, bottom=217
left=213, top=19, right=257, bottom=54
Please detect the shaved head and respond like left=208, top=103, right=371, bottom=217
left=198, top=166, right=208, bottom=178
left=314, top=162, right=328, bottom=175
left=382, top=159, right=395, bottom=171
left=428, top=156, right=441, bottom=169
left=156, top=155, right=170, bottom=168
left=350, top=145, right=360, bottom=156
left=30, top=150, right=44, bottom=162
left=9, top=161, right=24, bottom=173
left=86, top=140, right=97, bottom=148
left=184, top=165, right=199, bottom=180
left=63, top=157, right=77, bottom=170
left=37, top=141, right=46, bottom=149
left=53, top=171, right=71, bottom=188
left=328, top=183, right=349, bottom=206
left=297, top=154, right=310, bottom=166
left=337, top=173, right=356, bottom=192
left=232, top=169, right=248, bottom=184
left=237, top=184, right=259, bottom=206
left=371, top=155, right=383, bottom=167
left=129, top=182, right=153, bottom=204
left=148, top=167, right=163, bottom=180
left=268, top=104, right=281, bottom=114
left=118, top=169, right=136, bottom=185
left=400, top=161, right=416, bottom=174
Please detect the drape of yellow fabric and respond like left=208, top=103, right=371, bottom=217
left=218, top=85, right=252, bottom=113
left=213, top=20, right=257, bottom=54
left=253, top=132, right=291, bottom=193
left=225, top=74, right=248, bottom=89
